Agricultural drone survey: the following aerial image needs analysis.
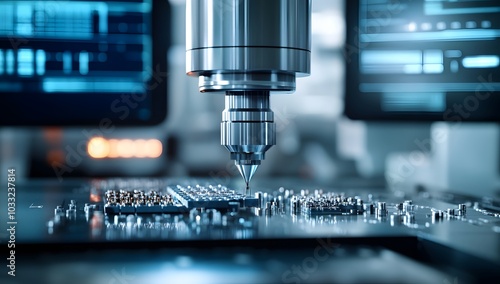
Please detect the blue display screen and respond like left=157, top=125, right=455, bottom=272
left=0, top=0, right=169, bottom=125
left=345, top=0, right=500, bottom=121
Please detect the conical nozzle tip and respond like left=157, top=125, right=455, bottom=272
left=236, top=164, right=259, bottom=185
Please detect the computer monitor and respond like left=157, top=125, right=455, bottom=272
left=0, top=0, right=169, bottom=126
left=345, top=0, right=500, bottom=121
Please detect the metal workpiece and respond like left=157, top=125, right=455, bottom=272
left=291, top=196, right=300, bottom=214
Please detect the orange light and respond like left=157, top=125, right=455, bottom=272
left=90, top=193, right=101, bottom=203
left=88, top=137, right=110, bottom=159
left=46, top=149, right=65, bottom=164
left=145, top=139, right=163, bottom=158
left=43, top=128, right=63, bottom=144
left=134, top=139, right=147, bottom=158
left=107, top=139, right=120, bottom=158
left=117, top=139, right=135, bottom=158
left=87, top=138, right=163, bottom=159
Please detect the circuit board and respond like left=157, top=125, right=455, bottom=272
left=5, top=178, right=500, bottom=284
left=102, top=183, right=260, bottom=214
left=45, top=179, right=497, bottom=239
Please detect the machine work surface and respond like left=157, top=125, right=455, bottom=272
left=1, top=178, right=499, bottom=284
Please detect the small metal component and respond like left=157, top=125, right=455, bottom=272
left=271, top=202, right=277, bottom=215
left=396, top=203, right=403, bottom=211
left=404, top=212, right=415, bottom=224
left=458, top=204, right=467, bottom=215
left=357, top=198, right=363, bottom=206
left=377, top=202, right=386, bottom=211
left=376, top=202, right=387, bottom=216
left=254, top=207, right=263, bottom=216
left=255, top=191, right=263, bottom=208
left=84, top=203, right=97, bottom=214
left=458, top=204, right=466, bottom=212
left=277, top=196, right=284, bottom=211
left=265, top=202, right=272, bottom=216
left=363, top=203, right=374, bottom=214
left=66, top=208, right=76, bottom=219
left=54, top=205, right=63, bottom=216
left=431, top=210, right=443, bottom=221
left=403, top=200, right=414, bottom=212
left=447, top=208, right=455, bottom=216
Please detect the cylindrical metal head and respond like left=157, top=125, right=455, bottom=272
left=186, top=0, right=311, bottom=92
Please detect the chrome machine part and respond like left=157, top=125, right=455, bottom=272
left=221, top=91, right=276, bottom=186
left=186, top=0, right=311, bottom=189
